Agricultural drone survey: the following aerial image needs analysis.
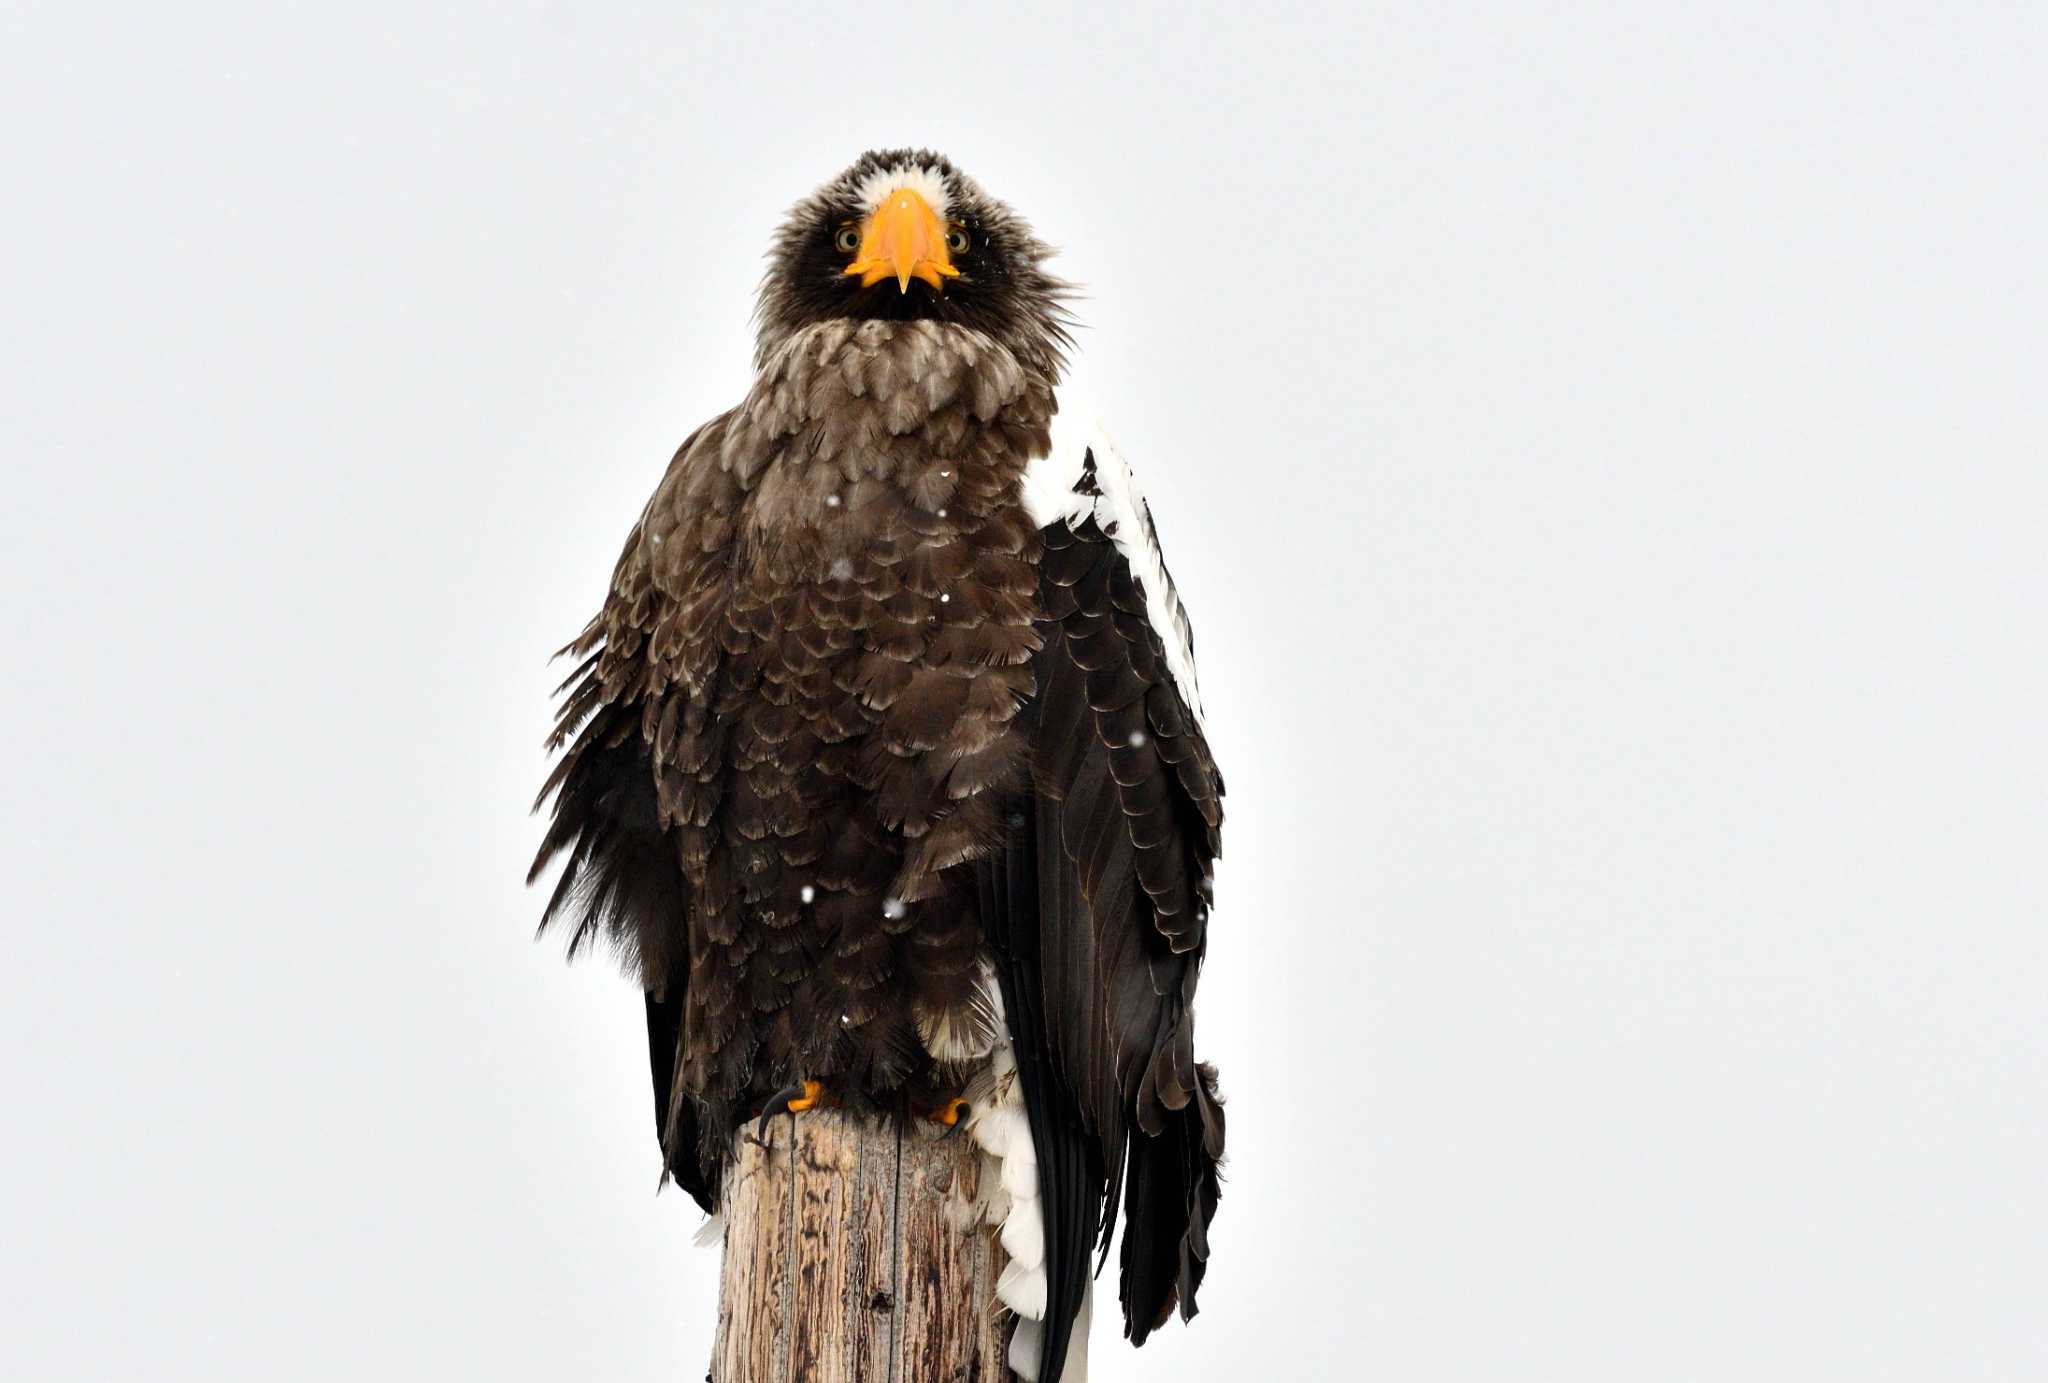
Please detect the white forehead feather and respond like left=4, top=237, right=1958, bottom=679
left=852, top=163, right=952, bottom=217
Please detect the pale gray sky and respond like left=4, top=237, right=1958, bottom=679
left=3, top=3, right=2044, bottom=1379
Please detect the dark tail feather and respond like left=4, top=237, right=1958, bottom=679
left=646, top=988, right=714, bottom=1213
left=981, top=797, right=1102, bottom=1383
left=1120, top=1063, right=1224, bottom=1344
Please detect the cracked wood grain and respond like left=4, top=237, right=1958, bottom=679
left=710, top=1110, right=1012, bottom=1383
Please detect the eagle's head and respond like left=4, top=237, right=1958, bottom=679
left=755, top=149, right=1072, bottom=378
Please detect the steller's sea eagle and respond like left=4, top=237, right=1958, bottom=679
left=530, top=149, right=1225, bottom=1382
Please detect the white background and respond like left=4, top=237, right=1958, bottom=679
left=4, top=3, right=2043, bottom=1379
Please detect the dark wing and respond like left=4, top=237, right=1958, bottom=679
left=528, top=605, right=712, bottom=1211
left=988, top=426, right=1227, bottom=1380
left=528, top=417, right=736, bottom=1214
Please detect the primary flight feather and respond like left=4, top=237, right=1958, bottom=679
left=530, top=149, right=1226, bottom=1382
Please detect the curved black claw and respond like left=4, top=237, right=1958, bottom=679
left=927, top=1096, right=971, bottom=1137
left=755, top=1083, right=811, bottom=1143
left=754, top=1080, right=826, bottom=1142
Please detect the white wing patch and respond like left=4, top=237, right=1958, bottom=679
left=1022, top=412, right=1206, bottom=728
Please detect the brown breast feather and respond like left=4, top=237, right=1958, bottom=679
left=597, top=319, right=1056, bottom=1143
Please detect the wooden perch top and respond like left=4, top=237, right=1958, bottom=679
left=713, top=1107, right=1013, bottom=1383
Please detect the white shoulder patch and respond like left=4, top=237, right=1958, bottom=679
left=1022, top=411, right=1207, bottom=726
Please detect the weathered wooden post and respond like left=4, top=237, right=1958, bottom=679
left=712, top=1108, right=1013, bottom=1382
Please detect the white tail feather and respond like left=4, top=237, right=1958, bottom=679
left=1065, top=1279, right=1093, bottom=1381
left=951, top=975, right=1095, bottom=1380
left=997, top=1255, right=1048, bottom=1317
left=999, top=1199, right=1045, bottom=1265
left=1001, top=1147, right=1040, bottom=1197
left=1009, top=1318, right=1044, bottom=1379
left=963, top=982, right=1050, bottom=1317
left=1007, top=1280, right=1092, bottom=1383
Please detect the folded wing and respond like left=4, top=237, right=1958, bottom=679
left=985, top=418, right=1227, bottom=1381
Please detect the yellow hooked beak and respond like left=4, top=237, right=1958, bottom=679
left=843, top=187, right=961, bottom=293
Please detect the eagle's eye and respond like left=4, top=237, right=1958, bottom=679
left=945, top=226, right=971, bottom=255
left=834, top=226, right=861, bottom=254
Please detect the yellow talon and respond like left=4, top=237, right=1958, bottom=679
left=931, top=1096, right=970, bottom=1128
left=755, top=1079, right=828, bottom=1140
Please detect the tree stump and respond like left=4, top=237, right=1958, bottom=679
left=712, top=1108, right=1012, bottom=1383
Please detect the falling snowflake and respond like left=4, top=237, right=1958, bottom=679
left=1127, top=729, right=1148, bottom=747
left=881, top=897, right=907, bottom=921
left=829, top=557, right=853, bottom=580
left=939, top=592, right=951, bottom=603
left=799, top=884, right=816, bottom=904
left=936, top=508, right=948, bottom=518
left=825, top=493, right=841, bottom=507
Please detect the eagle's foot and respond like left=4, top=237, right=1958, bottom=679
left=920, top=1096, right=971, bottom=1135
left=753, top=1079, right=826, bottom=1141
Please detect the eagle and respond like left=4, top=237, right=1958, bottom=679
left=530, top=149, right=1225, bottom=1382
